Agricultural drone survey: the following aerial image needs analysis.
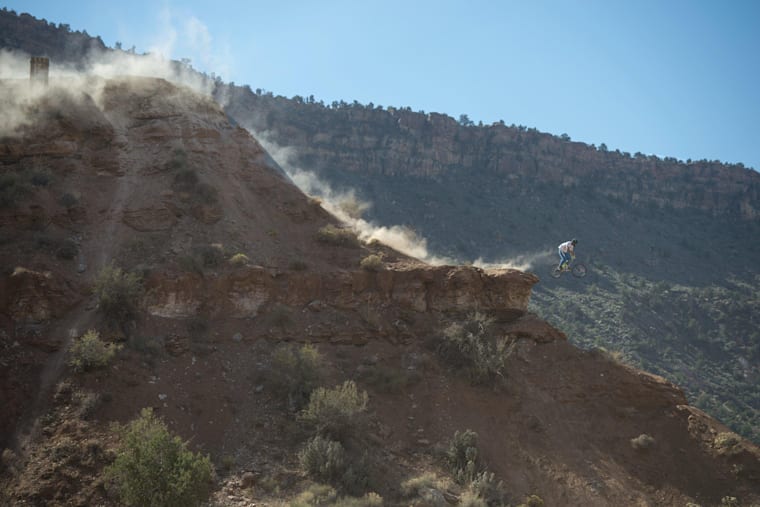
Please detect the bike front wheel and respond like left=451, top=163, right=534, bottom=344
left=572, top=263, right=587, bottom=278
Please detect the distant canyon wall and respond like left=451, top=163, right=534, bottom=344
left=223, top=89, right=760, bottom=220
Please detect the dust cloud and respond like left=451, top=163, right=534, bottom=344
left=253, top=131, right=544, bottom=271
left=0, top=11, right=229, bottom=136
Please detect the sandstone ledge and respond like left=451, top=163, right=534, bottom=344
left=144, top=264, right=539, bottom=320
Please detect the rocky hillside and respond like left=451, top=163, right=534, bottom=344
left=0, top=73, right=758, bottom=506
left=220, top=86, right=760, bottom=447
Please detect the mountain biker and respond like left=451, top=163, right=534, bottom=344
left=557, top=239, right=578, bottom=272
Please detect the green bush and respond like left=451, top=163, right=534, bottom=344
left=401, top=472, right=449, bottom=502
left=458, top=490, right=488, bottom=507
left=93, top=264, right=143, bottom=326
left=316, top=225, right=360, bottom=248
left=299, top=435, right=347, bottom=484
left=359, top=254, right=383, bottom=271
left=300, top=381, right=368, bottom=440
left=106, top=408, right=213, bottom=507
left=714, top=432, right=742, bottom=455
left=630, top=433, right=656, bottom=451
left=298, top=436, right=369, bottom=497
left=68, top=329, right=121, bottom=372
left=230, top=253, right=250, bottom=266
left=438, top=312, right=508, bottom=384
left=290, top=484, right=382, bottom=507
left=469, top=470, right=508, bottom=506
left=446, top=429, right=480, bottom=484
left=272, top=343, right=324, bottom=409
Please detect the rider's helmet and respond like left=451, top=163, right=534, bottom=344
left=571, top=238, right=578, bottom=246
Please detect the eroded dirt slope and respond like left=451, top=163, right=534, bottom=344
left=0, top=77, right=758, bottom=507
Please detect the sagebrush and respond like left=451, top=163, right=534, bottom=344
left=68, top=329, right=120, bottom=372
left=93, top=264, right=143, bottom=326
left=106, top=408, right=213, bottom=507
left=300, top=381, right=369, bottom=440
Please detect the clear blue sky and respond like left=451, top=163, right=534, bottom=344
left=4, top=0, right=760, bottom=170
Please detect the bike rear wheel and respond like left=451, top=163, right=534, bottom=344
left=549, top=267, right=562, bottom=279
left=572, top=263, right=587, bottom=278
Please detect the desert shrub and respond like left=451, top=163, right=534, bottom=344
left=300, top=381, right=368, bottom=440
left=359, top=254, right=383, bottom=271
left=720, top=497, right=739, bottom=507
left=230, top=253, right=249, bottom=266
left=106, top=408, right=213, bottom=507
left=298, top=435, right=369, bottom=496
left=714, top=432, right=742, bottom=455
left=630, top=433, right=656, bottom=451
left=272, top=343, right=324, bottom=409
left=290, top=484, right=382, bottom=507
left=438, top=312, right=508, bottom=384
left=446, top=429, right=480, bottom=484
left=401, top=472, right=450, bottom=502
left=68, top=329, right=121, bottom=372
left=459, top=490, right=488, bottom=507
left=316, top=225, right=360, bottom=248
left=469, top=470, right=508, bottom=506
left=93, top=264, right=143, bottom=326
left=299, top=436, right=348, bottom=485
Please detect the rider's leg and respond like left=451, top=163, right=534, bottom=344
left=558, top=249, right=570, bottom=270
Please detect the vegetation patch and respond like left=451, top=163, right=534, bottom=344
left=290, top=483, right=382, bottom=507
left=229, top=252, right=250, bottom=266
left=445, top=429, right=508, bottom=506
left=106, top=408, right=213, bottom=507
left=359, top=254, right=383, bottom=271
left=271, top=343, right=325, bottom=410
left=437, top=312, right=508, bottom=385
left=630, top=433, right=656, bottom=451
left=300, top=381, right=369, bottom=441
left=714, top=432, right=742, bottom=456
left=93, top=264, right=143, bottom=327
left=316, top=225, right=361, bottom=248
left=68, top=329, right=121, bottom=372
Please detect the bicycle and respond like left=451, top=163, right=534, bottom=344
left=549, top=259, right=587, bottom=279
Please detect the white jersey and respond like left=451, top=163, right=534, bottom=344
left=559, top=241, right=575, bottom=254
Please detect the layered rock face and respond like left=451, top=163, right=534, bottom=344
left=224, top=90, right=760, bottom=220
left=145, top=265, right=537, bottom=320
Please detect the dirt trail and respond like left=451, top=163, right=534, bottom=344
left=10, top=109, right=137, bottom=456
